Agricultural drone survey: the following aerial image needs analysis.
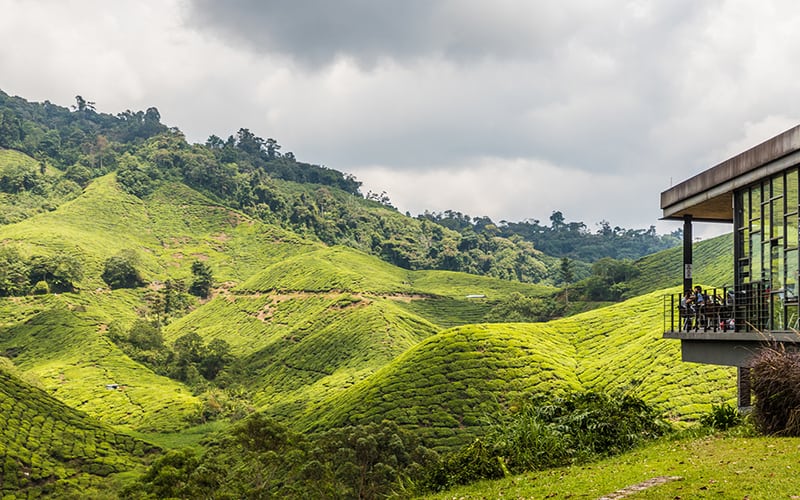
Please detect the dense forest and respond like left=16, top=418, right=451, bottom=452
left=0, top=90, right=678, bottom=288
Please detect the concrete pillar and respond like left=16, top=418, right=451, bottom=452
left=683, top=215, right=693, bottom=294
left=737, top=366, right=752, bottom=409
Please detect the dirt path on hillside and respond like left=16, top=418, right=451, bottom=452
left=597, top=476, right=683, bottom=499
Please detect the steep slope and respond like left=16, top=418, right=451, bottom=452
left=0, top=362, right=157, bottom=496
left=302, top=289, right=734, bottom=450
left=0, top=175, right=318, bottom=432
left=0, top=149, right=82, bottom=225
left=0, top=173, right=316, bottom=288
left=549, top=288, right=734, bottom=417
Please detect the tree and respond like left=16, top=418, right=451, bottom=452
left=560, top=257, right=574, bottom=306
left=128, top=319, right=164, bottom=351
left=101, top=251, right=144, bottom=289
left=549, top=210, right=565, bottom=231
left=28, top=253, right=83, bottom=293
left=189, top=260, right=213, bottom=298
left=73, top=95, right=96, bottom=112
left=200, top=338, right=232, bottom=380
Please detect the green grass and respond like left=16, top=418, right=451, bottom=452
left=130, top=420, right=230, bottom=450
left=0, top=164, right=749, bottom=496
left=548, top=288, right=735, bottom=420
left=238, top=245, right=414, bottom=294
left=302, top=322, right=583, bottom=450
left=425, top=431, right=800, bottom=499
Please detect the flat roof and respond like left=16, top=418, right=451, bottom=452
left=661, top=124, right=800, bottom=222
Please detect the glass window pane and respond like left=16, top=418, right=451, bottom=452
left=788, top=169, right=798, bottom=213
left=752, top=233, right=763, bottom=281
left=786, top=249, right=798, bottom=295
left=743, top=190, right=751, bottom=225
left=772, top=242, right=784, bottom=290
left=752, top=185, right=762, bottom=220
left=742, top=226, right=751, bottom=256
left=788, top=213, right=798, bottom=249
left=774, top=197, right=784, bottom=241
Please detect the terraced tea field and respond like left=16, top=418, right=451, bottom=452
left=0, top=365, right=156, bottom=496
left=300, top=290, right=735, bottom=450
left=0, top=296, right=200, bottom=431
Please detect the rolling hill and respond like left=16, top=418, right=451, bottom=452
left=299, top=289, right=735, bottom=450
left=0, top=361, right=157, bottom=497
left=0, top=143, right=742, bottom=497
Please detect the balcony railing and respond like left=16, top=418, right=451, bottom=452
left=664, top=284, right=800, bottom=334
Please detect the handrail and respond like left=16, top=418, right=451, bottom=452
left=663, top=283, right=791, bottom=333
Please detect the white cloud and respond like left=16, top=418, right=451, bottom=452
left=1, top=0, right=800, bottom=235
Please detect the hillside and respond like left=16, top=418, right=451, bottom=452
left=627, top=232, right=734, bottom=296
left=0, top=93, right=744, bottom=498
left=0, top=159, right=735, bottom=444
left=0, top=362, right=157, bottom=497
left=301, top=289, right=735, bottom=450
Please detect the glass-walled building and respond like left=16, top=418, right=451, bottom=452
left=735, top=168, right=799, bottom=331
left=661, top=124, right=800, bottom=407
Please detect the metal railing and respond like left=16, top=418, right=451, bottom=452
left=662, top=283, right=796, bottom=333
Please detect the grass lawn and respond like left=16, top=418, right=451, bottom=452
left=426, top=431, right=800, bottom=499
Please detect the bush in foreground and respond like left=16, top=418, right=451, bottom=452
left=751, top=344, right=800, bottom=436
left=424, top=390, right=670, bottom=491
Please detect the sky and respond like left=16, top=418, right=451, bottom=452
left=2, top=1, right=800, bottom=238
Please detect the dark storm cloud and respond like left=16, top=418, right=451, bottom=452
left=180, top=0, right=715, bottom=175
left=184, top=0, right=530, bottom=67
left=183, top=0, right=604, bottom=67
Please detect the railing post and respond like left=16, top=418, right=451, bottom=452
left=670, top=293, right=675, bottom=332
left=683, top=214, right=693, bottom=296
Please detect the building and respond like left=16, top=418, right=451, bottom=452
left=661, top=125, right=800, bottom=408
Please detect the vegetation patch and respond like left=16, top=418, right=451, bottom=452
left=0, top=365, right=156, bottom=497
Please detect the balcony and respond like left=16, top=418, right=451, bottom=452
left=662, top=285, right=800, bottom=367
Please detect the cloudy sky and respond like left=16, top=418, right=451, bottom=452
left=2, top=0, right=800, bottom=237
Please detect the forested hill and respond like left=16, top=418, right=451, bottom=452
left=0, top=90, right=676, bottom=284
left=419, top=209, right=681, bottom=262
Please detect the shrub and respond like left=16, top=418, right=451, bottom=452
left=751, top=345, right=800, bottom=435
left=700, top=402, right=741, bottom=431
left=101, top=251, right=144, bottom=289
left=28, top=253, right=83, bottom=292
left=424, top=390, right=669, bottom=491
left=31, top=280, right=49, bottom=295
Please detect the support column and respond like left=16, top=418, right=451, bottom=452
left=737, top=366, right=752, bottom=409
left=683, top=214, right=693, bottom=294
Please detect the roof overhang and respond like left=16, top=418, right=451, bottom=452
left=661, top=125, right=800, bottom=222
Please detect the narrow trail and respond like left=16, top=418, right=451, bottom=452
left=597, top=475, right=683, bottom=499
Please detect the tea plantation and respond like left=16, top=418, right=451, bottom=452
left=0, top=363, right=157, bottom=497
left=0, top=149, right=742, bottom=496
